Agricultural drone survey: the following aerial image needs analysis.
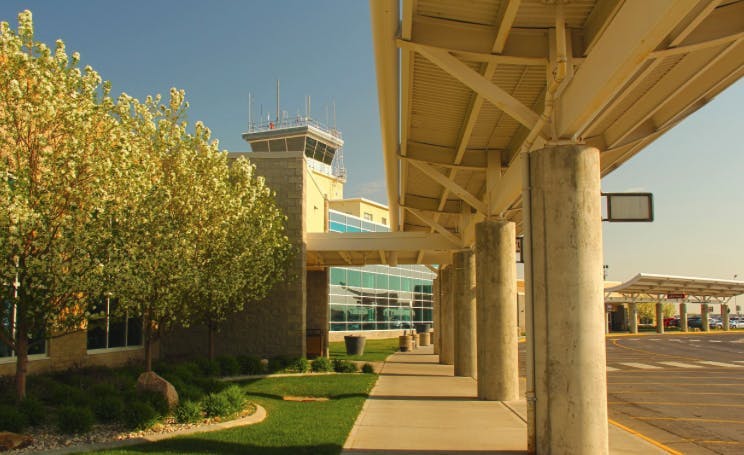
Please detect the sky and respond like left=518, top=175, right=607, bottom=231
left=1, top=1, right=742, bottom=283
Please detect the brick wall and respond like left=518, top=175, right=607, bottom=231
left=161, top=152, right=308, bottom=359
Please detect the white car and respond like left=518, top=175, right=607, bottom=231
left=730, top=318, right=742, bottom=329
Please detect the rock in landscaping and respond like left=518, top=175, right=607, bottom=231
left=0, top=431, right=32, bottom=451
left=136, top=371, right=179, bottom=409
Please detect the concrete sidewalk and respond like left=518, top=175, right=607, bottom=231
left=342, top=345, right=665, bottom=454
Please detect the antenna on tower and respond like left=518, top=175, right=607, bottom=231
left=276, top=80, right=280, bottom=124
left=332, top=98, right=337, bottom=131
left=248, top=92, right=252, bottom=132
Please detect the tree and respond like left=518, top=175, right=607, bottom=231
left=637, top=302, right=675, bottom=324
left=0, top=11, right=126, bottom=399
left=186, top=155, right=292, bottom=360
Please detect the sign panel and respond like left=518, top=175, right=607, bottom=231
left=516, top=236, right=524, bottom=264
left=603, top=193, right=654, bottom=222
left=666, top=293, right=686, bottom=299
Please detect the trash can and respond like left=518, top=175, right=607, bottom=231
left=398, top=335, right=413, bottom=352
left=344, top=335, right=366, bottom=356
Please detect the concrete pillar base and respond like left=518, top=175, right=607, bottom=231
left=454, top=250, right=477, bottom=379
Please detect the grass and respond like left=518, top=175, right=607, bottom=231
left=90, top=374, right=378, bottom=455
left=329, top=337, right=400, bottom=362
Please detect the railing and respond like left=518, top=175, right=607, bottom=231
left=247, top=116, right=343, bottom=140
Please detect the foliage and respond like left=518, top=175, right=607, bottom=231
left=217, top=355, right=241, bottom=376
left=122, top=401, right=159, bottom=430
left=268, top=356, right=291, bottom=373
left=18, top=396, right=45, bottom=425
left=637, top=303, right=675, bottom=324
left=0, top=10, right=132, bottom=399
left=92, top=395, right=124, bottom=423
left=286, top=357, right=310, bottom=373
left=56, top=406, right=94, bottom=434
left=202, top=391, right=232, bottom=418
left=237, top=355, right=265, bottom=375
left=311, top=357, right=334, bottom=373
left=174, top=400, right=202, bottom=424
left=195, top=357, right=221, bottom=377
left=0, top=404, right=27, bottom=432
left=361, top=363, right=375, bottom=374
left=333, top=359, right=358, bottom=373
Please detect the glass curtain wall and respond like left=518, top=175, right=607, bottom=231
left=328, top=210, right=435, bottom=332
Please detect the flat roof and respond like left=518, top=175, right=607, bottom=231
left=606, top=273, right=744, bottom=299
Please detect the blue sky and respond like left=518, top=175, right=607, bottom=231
left=1, top=2, right=742, bottom=284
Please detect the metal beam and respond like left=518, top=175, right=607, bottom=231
left=555, top=0, right=700, bottom=139
left=405, top=207, right=464, bottom=247
left=411, top=44, right=542, bottom=130
left=407, top=159, right=488, bottom=214
left=306, top=231, right=463, bottom=252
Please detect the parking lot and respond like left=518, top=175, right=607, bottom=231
left=606, top=333, right=744, bottom=454
left=519, top=332, right=744, bottom=454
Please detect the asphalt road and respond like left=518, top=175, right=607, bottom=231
left=517, top=331, right=744, bottom=454
left=606, top=332, right=744, bottom=454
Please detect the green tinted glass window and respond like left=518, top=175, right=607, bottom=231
left=348, top=270, right=362, bottom=287
left=362, top=272, right=375, bottom=289
left=330, top=268, right=346, bottom=285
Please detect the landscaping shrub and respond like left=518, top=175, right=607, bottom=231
left=174, top=400, right=202, bottom=424
left=333, top=359, right=358, bottom=373
left=286, top=357, right=310, bottom=373
left=217, top=355, right=241, bottom=376
left=89, top=382, right=120, bottom=397
left=268, top=355, right=291, bottom=373
left=193, top=376, right=222, bottom=394
left=202, top=391, right=232, bottom=418
left=137, top=390, right=170, bottom=416
left=123, top=401, right=159, bottom=430
left=361, top=363, right=375, bottom=374
left=45, top=382, right=91, bottom=407
left=237, top=355, right=264, bottom=375
left=169, top=377, right=205, bottom=402
left=203, top=385, right=245, bottom=418
left=57, top=406, right=94, bottom=434
left=311, top=356, right=333, bottom=372
left=93, top=395, right=124, bottom=423
left=196, top=358, right=221, bottom=377
left=0, top=404, right=28, bottom=432
left=19, top=397, right=46, bottom=426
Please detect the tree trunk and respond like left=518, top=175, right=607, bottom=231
left=14, top=317, right=29, bottom=401
left=208, top=320, right=216, bottom=361
left=144, top=308, right=153, bottom=372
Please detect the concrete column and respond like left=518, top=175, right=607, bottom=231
left=679, top=302, right=688, bottom=332
left=628, top=303, right=638, bottom=334
left=527, top=144, right=608, bottom=454
left=722, top=303, right=730, bottom=331
left=655, top=302, right=664, bottom=334
left=476, top=220, right=519, bottom=401
left=439, top=266, right=454, bottom=365
left=702, top=303, right=710, bottom=332
left=453, top=250, right=477, bottom=378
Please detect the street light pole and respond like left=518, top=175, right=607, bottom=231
left=735, top=274, right=739, bottom=316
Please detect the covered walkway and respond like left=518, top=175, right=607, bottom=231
left=342, top=346, right=665, bottom=455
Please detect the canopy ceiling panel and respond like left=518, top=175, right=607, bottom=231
left=369, top=0, right=744, bottom=264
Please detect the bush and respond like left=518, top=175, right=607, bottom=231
left=217, top=355, right=241, bottom=377
left=333, top=359, right=358, bottom=373
left=203, top=385, right=245, bottom=418
left=196, top=358, right=221, bottom=377
left=237, top=355, right=264, bottom=375
left=123, top=401, right=158, bottom=430
left=0, top=404, right=28, bottom=432
left=202, top=392, right=232, bottom=418
left=361, top=363, right=375, bottom=374
left=19, top=397, right=46, bottom=426
left=169, top=378, right=205, bottom=402
left=174, top=400, right=202, bottom=424
left=89, top=382, right=119, bottom=397
left=93, top=395, right=124, bottom=423
left=311, top=357, right=333, bottom=372
left=57, top=406, right=94, bottom=434
left=137, top=390, right=170, bottom=416
left=286, top=357, right=310, bottom=373
left=267, top=355, right=291, bottom=373
left=192, top=376, right=222, bottom=394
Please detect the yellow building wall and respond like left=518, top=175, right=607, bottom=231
left=329, top=198, right=390, bottom=226
left=305, top=167, right=344, bottom=233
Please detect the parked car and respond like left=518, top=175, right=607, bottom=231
left=710, top=318, right=724, bottom=329
left=729, top=317, right=742, bottom=329
left=664, top=317, right=680, bottom=328
left=687, top=316, right=723, bottom=329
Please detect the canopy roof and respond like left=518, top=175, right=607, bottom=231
left=370, top=0, right=744, bottom=263
left=606, top=273, right=744, bottom=299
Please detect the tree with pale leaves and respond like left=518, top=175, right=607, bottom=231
left=0, top=11, right=130, bottom=399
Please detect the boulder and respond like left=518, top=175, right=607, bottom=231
left=0, top=432, right=32, bottom=451
left=136, top=371, right=179, bottom=409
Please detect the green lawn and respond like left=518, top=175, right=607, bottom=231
left=329, top=337, right=400, bottom=362
left=90, top=374, right=377, bottom=455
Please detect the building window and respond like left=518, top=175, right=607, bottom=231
left=363, top=212, right=373, bottom=221
left=381, top=217, right=387, bottom=226
left=87, top=297, right=143, bottom=351
left=1, top=296, right=47, bottom=360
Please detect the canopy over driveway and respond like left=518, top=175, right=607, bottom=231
left=606, top=273, right=744, bottom=303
